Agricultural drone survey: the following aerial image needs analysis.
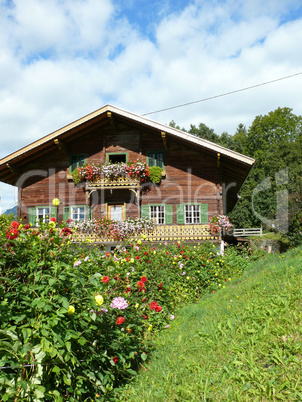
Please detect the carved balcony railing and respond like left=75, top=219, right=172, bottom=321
left=72, top=224, right=217, bottom=244
left=85, top=176, right=140, bottom=190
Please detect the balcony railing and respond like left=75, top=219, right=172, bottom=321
left=85, top=176, right=140, bottom=190
left=72, top=224, right=217, bottom=244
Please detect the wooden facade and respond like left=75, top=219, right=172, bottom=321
left=0, top=105, right=255, bottom=241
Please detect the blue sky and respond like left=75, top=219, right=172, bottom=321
left=1, top=0, right=302, bottom=211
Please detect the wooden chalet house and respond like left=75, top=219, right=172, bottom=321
left=0, top=105, right=254, bottom=243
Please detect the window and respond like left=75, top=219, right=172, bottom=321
left=71, top=206, right=85, bottom=222
left=150, top=205, right=165, bottom=224
left=106, top=153, right=128, bottom=163
left=177, top=203, right=208, bottom=224
left=141, top=204, right=173, bottom=225
left=63, top=205, right=87, bottom=222
left=147, top=152, right=164, bottom=169
left=70, top=154, right=86, bottom=172
left=28, top=206, right=57, bottom=226
left=37, top=207, right=50, bottom=224
left=185, top=204, right=200, bottom=224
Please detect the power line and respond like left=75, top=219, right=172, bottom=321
left=142, top=72, right=302, bottom=116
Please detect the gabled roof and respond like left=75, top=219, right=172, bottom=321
left=0, top=105, right=255, bottom=210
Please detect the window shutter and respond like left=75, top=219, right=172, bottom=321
left=50, top=207, right=57, bottom=219
left=141, top=205, right=149, bottom=219
left=63, top=207, right=70, bottom=222
left=176, top=204, right=185, bottom=224
left=165, top=204, right=173, bottom=224
left=200, top=203, right=208, bottom=223
left=28, top=207, right=36, bottom=227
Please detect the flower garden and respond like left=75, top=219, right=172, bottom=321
left=0, top=213, right=258, bottom=401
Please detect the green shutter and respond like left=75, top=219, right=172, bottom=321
left=165, top=204, right=173, bottom=224
left=50, top=207, right=57, bottom=219
left=63, top=207, right=70, bottom=222
left=176, top=204, right=185, bottom=224
left=28, top=207, right=36, bottom=227
left=200, top=203, right=208, bottom=223
left=141, top=205, right=149, bottom=219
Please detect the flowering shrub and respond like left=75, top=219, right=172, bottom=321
left=209, top=214, right=232, bottom=236
left=68, top=216, right=154, bottom=241
left=0, top=216, right=257, bottom=400
left=72, top=160, right=150, bottom=184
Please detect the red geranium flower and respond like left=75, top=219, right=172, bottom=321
left=6, top=228, right=19, bottom=240
left=136, top=256, right=140, bottom=260
left=155, top=305, right=162, bottom=312
left=149, top=301, right=158, bottom=310
left=144, top=251, right=148, bottom=255
left=11, top=221, right=20, bottom=229
left=102, top=276, right=110, bottom=283
left=116, top=317, right=125, bottom=325
left=125, top=286, right=131, bottom=294
left=158, top=283, right=163, bottom=290
left=50, top=217, right=56, bottom=222
left=137, top=281, right=145, bottom=288
left=140, top=276, right=148, bottom=283
left=23, top=224, right=30, bottom=230
left=113, top=356, right=119, bottom=363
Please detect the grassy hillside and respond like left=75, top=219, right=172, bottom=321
left=117, top=248, right=302, bottom=401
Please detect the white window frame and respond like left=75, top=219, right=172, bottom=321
left=150, top=205, right=165, bottom=225
left=36, top=207, right=50, bottom=224
left=185, top=204, right=201, bottom=224
left=71, top=206, right=86, bottom=222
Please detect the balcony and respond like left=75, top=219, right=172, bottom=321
left=72, top=224, right=217, bottom=244
left=85, top=176, right=141, bottom=190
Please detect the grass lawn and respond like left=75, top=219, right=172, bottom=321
left=116, top=247, right=302, bottom=401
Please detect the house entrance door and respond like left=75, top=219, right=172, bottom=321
left=108, top=204, right=124, bottom=221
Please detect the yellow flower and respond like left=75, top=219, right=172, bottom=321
left=135, top=303, right=139, bottom=309
left=186, top=276, right=190, bottom=280
left=137, top=240, right=142, bottom=245
left=52, top=198, right=60, bottom=206
left=148, top=324, right=153, bottom=331
left=142, top=235, right=146, bottom=240
left=130, top=258, right=134, bottom=263
left=95, top=295, right=104, bottom=306
left=67, top=305, right=75, bottom=315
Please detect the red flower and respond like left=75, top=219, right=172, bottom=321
left=136, top=256, right=140, bottom=260
left=50, top=217, right=56, bottom=222
left=155, top=305, right=162, bottom=312
left=140, top=276, right=148, bottom=283
left=113, top=357, right=119, bottom=363
left=158, top=283, right=163, bottom=290
left=102, top=276, right=110, bottom=283
left=125, top=286, right=131, bottom=294
left=142, top=314, right=148, bottom=319
left=6, top=228, right=19, bottom=240
left=144, top=252, right=148, bottom=255
left=116, top=317, right=125, bottom=325
left=149, top=301, right=158, bottom=310
left=147, top=260, right=151, bottom=263
left=142, top=297, right=147, bottom=302
left=137, top=281, right=145, bottom=289
left=23, top=224, right=30, bottom=230
left=60, top=227, right=73, bottom=236
left=11, top=221, right=20, bottom=229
